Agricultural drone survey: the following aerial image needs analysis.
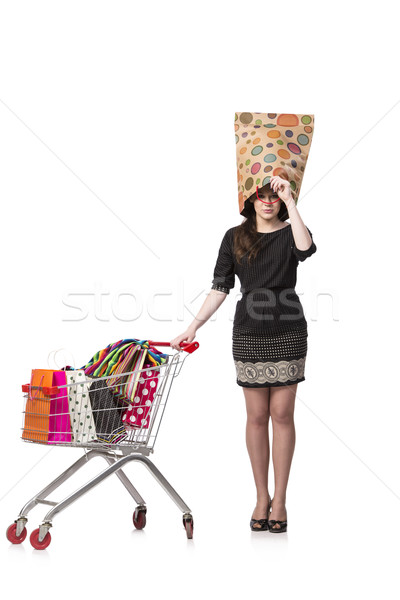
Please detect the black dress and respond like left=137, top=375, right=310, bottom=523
left=211, top=223, right=317, bottom=388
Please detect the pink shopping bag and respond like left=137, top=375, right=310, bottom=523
left=48, top=370, right=72, bottom=444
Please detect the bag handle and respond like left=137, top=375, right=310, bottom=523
left=47, top=348, right=77, bottom=370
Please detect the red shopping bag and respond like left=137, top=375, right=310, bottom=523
left=22, top=369, right=72, bottom=443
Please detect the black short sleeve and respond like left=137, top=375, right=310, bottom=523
left=292, top=226, right=317, bottom=262
left=211, top=229, right=235, bottom=294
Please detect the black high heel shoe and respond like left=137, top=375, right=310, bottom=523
left=268, top=499, right=287, bottom=533
left=250, top=496, right=272, bottom=532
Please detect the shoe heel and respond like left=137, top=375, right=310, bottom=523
left=250, top=496, right=272, bottom=532
left=267, top=498, right=287, bottom=533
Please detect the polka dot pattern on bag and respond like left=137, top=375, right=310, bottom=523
left=122, top=365, right=159, bottom=429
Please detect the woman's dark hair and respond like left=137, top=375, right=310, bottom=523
left=233, top=183, right=289, bottom=265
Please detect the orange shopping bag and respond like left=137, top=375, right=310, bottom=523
left=22, top=369, right=57, bottom=442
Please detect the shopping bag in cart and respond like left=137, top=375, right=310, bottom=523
left=48, top=371, right=72, bottom=444
left=106, top=343, right=146, bottom=404
left=83, top=340, right=138, bottom=378
left=80, top=339, right=169, bottom=434
left=88, top=378, right=127, bottom=443
left=22, top=369, right=72, bottom=444
left=82, top=339, right=169, bottom=379
left=110, top=342, right=167, bottom=429
left=82, top=342, right=115, bottom=377
left=66, top=370, right=98, bottom=444
left=108, top=341, right=167, bottom=399
left=122, top=361, right=160, bottom=429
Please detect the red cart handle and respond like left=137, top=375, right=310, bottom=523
left=148, top=341, right=199, bottom=354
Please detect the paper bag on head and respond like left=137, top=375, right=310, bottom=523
left=234, top=112, right=315, bottom=217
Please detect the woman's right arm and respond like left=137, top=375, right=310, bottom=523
left=170, top=289, right=228, bottom=350
left=170, top=228, right=235, bottom=350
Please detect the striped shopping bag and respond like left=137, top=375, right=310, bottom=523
left=106, top=344, right=147, bottom=405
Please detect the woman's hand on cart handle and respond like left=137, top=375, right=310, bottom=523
left=169, top=329, right=197, bottom=351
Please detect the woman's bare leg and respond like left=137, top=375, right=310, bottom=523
left=268, top=383, right=297, bottom=530
left=243, top=386, right=271, bottom=528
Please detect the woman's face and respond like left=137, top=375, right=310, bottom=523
left=252, top=185, right=281, bottom=220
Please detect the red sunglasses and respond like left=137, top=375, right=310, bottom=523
left=256, top=185, right=280, bottom=205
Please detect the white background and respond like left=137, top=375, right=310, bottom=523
left=1, top=0, right=399, bottom=597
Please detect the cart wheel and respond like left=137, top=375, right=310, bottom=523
left=6, top=523, right=27, bottom=544
left=133, top=508, right=146, bottom=530
left=183, top=516, right=194, bottom=539
left=30, top=528, right=51, bottom=550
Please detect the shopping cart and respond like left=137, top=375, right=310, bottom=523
left=6, top=340, right=199, bottom=549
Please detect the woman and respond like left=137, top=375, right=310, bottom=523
left=170, top=174, right=317, bottom=533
